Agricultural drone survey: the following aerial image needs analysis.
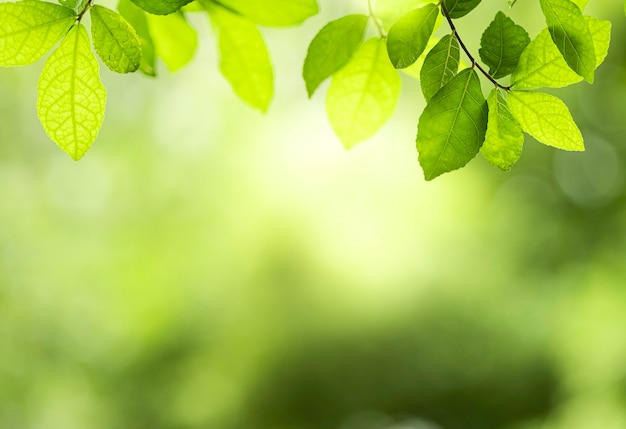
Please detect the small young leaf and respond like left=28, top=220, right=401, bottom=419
left=208, top=3, right=274, bottom=112
left=540, top=0, right=595, bottom=82
left=442, top=0, right=482, bottom=19
left=420, top=34, right=460, bottom=102
left=481, top=89, right=524, bottom=171
left=303, top=14, right=368, bottom=98
left=215, top=0, right=318, bottom=27
left=147, top=12, right=198, bottom=72
left=507, top=90, right=583, bottom=151
left=326, top=38, right=401, bottom=149
left=0, top=1, right=75, bottom=67
left=37, top=24, right=107, bottom=160
left=130, top=0, right=193, bottom=15
left=90, top=5, right=142, bottom=74
left=479, top=11, right=529, bottom=79
left=511, top=16, right=611, bottom=89
left=118, top=0, right=157, bottom=77
left=416, top=68, right=487, bottom=180
left=386, top=3, right=439, bottom=69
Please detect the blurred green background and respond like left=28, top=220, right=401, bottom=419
left=1, top=1, right=626, bottom=428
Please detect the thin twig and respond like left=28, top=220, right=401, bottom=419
left=440, top=2, right=510, bottom=91
left=368, top=0, right=386, bottom=38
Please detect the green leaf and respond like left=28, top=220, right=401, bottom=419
left=481, top=89, right=524, bottom=171
left=416, top=68, right=487, bottom=180
left=0, top=1, right=75, bottom=67
left=442, top=0, right=482, bottom=19
left=507, top=90, right=583, bottom=151
left=58, top=0, right=88, bottom=13
left=215, top=0, right=318, bottom=27
left=207, top=3, right=273, bottom=112
left=147, top=12, right=197, bottom=72
left=479, top=12, right=529, bottom=79
left=570, top=0, right=590, bottom=10
left=326, top=38, right=401, bottom=149
left=118, top=0, right=157, bottom=77
left=90, top=5, right=141, bottom=74
left=540, top=0, right=595, bottom=82
left=129, top=0, right=193, bottom=15
left=511, top=16, right=611, bottom=89
left=420, top=34, right=460, bottom=102
left=37, top=24, right=107, bottom=160
left=303, top=14, right=368, bottom=98
left=386, top=4, right=439, bottom=69
left=375, top=0, right=438, bottom=31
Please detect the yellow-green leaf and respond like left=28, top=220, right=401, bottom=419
left=118, top=0, right=157, bottom=77
left=481, top=89, right=524, bottom=171
left=507, top=90, right=583, bottom=151
left=511, top=16, right=611, bottom=89
left=326, top=38, right=401, bottom=149
left=37, top=24, right=107, bottom=160
left=147, top=12, right=197, bottom=72
left=90, top=5, right=142, bottom=74
left=130, top=0, right=193, bottom=15
left=208, top=3, right=274, bottom=112
left=0, top=0, right=75, bottom=67
left=540, top=0, right=595, bottom=82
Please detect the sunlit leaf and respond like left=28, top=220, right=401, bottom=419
left=37, top=24, right=107, bottom=160
left=508, top=90, right=583, bottom=151
left=481, top=89, right=524, bottom=171
left=416, top=68, right=487, bottom=180
left=90, top=5, right=141, bottom=74
left=386, top=3, right=439, bottom=69
left=58, top=0, right=88, bottom=13
left=208, top=3, right=274, bottom=112
left=303, top=14, right=368, bottom=97
left=511, top=16, right=611, bottom=89
left=420, top=34, right=460, bottom=102
left=326, top=38, right=401, bottom=148
left=130, top=0, right=193, bottom=15
left=0, top=1, right=75, bottom=67
left=540, top=0, right=595, bottom=82
left=479, top=11, right=529, bottom=79
left=215, top=0, right=318, bottom=27
left=147, top=12, right=197, bottom=72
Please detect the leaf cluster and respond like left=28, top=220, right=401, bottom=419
left=0, top=0, right=618, bottom=181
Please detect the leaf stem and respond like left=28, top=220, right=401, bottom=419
left=77, top=0, right=94, bottom=22
left=368, top=0, right=386, bottom=38
left=440, top=2, right=510, bottom=91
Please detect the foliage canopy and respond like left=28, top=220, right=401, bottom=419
left=0, top=0, right=618, bottom=179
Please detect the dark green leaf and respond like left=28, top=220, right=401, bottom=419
left=540, top=0, right=595, bottom=82
left=479, top=11, right=529, bottom=79
left=416, top=68, right=487, bottom=180
left=303, top=14, right=368, bottom=97
left=386, top=4, right=439, bottom=69
left=420, top=34, right=460, bottom=102
left=443, top=0, right=481, bottom=19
